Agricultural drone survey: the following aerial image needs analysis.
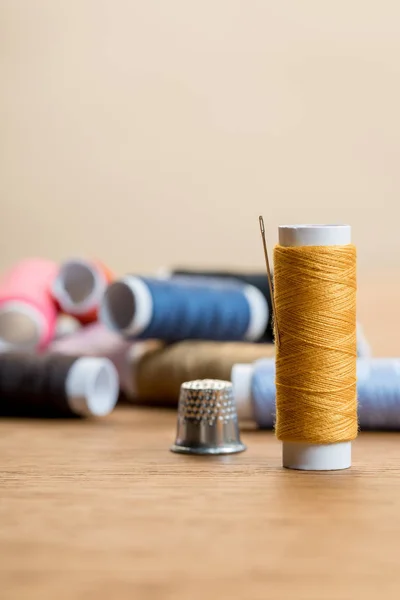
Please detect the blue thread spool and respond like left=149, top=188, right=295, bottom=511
left=232, top=357, right=400, bottom=430
left=100, top=276, right=269, bottom=343
left=357, top=359, right=400, bottom=430
left=158, top=269, right=274, bottom=342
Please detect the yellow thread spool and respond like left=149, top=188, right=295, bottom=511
left=274, top=225, right=357, bottom=471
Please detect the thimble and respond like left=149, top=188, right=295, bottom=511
left=171, top=379, right=246, bottom=455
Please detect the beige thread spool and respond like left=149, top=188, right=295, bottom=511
left=131, top=340, right=275, bottom=407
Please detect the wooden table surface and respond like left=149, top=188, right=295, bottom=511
left=1, top=275, right=400, bottom=600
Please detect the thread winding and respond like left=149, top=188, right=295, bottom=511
left=133, top=340, right=275, bottom=405
left=0, top=353, right=78, bottom=417
left=170, top=269, right=274, bottom=341
left=101, top=276, right=268, bottom=343
left=0, top=353, right=118, bottom=418
left=274, top=244, right=358, bottom=444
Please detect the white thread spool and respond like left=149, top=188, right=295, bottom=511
left=278, top=224, right=352, bottom=471
left=231, top=363, right=255, bottom=421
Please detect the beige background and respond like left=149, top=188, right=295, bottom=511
left=1, top=1, right=399, bottom=276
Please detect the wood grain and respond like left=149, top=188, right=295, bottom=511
left=0, top=275, right=400, bottom=600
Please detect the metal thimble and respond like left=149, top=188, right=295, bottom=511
left=171, top=379, right=246, bottom=455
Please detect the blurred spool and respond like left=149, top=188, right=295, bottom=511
left=161, top=268, right=273, bottom=342
left=357, top=359, right=400, bottom=429
left=49, top=322, right=161, bottom=397
left=0, top=353, right=118, bottom=418
left=0, top=259, right=58, bottom=352
left=165, top=268, right=272, bottom=302
left=131, top=340, right=275, bottom=406
left=52, top=258, right=113, bottom=324
left=100, top=276, right=269, bottom=343
left=233, top=357, right=400, bottom=431
left=274, top=224, right=357, bottom=471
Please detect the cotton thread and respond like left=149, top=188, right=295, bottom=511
left=170, top=269, right=274, bottom=342
left=274, top=244, right=358, bottom=444
left=101, top=276, right=268, bottom=343
left=133, top=340, right=275, bottom=405
left=141, top=280, right=249, bottom=344
left=0, top=353, right=118, bottom=418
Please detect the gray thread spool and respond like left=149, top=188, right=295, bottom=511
left=171, top=379, right=246, bottom=455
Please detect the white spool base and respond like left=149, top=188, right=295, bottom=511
left=242, top=285, right=269, bottom=341
left=54, top=314, right=81, bottom=339
left=66, top=357, right=119, bottom=417
left=231, top=363, right=255, bottom=421
left=278, top=223, right=353, bottom=471
left=282, top=441, right=351, bottom=471
left=100, top=276, right=153, bottom=338
left=0, top=301, right=45, bottom=351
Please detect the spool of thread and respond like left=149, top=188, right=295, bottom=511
left=0, top=353, right=119, bottom=417
left=273, top=225, right=357, bottom=471
left=52, top=259, right=113, bottom=324
left=100, top=276, right=269, bottom=343
left=161, top=268, right=273, bottom=342
left=0, top=259, right=58, bottom=351
left=131, top=340, right=275, bottom=406
left=162, top=268, right=271, bottom=301
left=49, top=322, right=161, bottom=397
left=233, top=357, right=400, bottom=431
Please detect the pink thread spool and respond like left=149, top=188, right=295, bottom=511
left=49, top=322, right=161, bottom=398
left=0, top=259, right=58, bottom=351
left=49, top=322, right=133, bottom=395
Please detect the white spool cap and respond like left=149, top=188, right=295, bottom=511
left=52, top=259, right=106, bottom=316
left=155, top=267, right=172, bottom=279
left=66, top=357, right=119, bottom=417
left=54, top=314, right=81, bottom=339
left=0, top=301, right=45, bottom=352
left=242, top=285, right=269, bottom=341
left=100, top=276, right=153, bottom=338
left=278, top=224, right=352, bottom=471
left=231, top=363, right=255, bottom=421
